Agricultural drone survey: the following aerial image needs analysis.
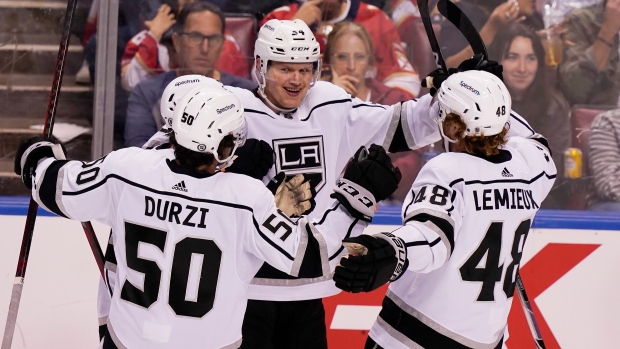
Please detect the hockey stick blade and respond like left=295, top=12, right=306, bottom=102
left=516, top=273, right=547, bottom=349
left=2, top=0, right=104, bottom=348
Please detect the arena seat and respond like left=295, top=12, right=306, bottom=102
left=567, top=104, right=617, bottom=209
left=225, top=13, right=258, bottom=71
left=407, top=19, right=441, bottom=95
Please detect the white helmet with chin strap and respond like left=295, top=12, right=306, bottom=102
left=172, top=84, right=247, bottom=166
left=160, top=75, right=223, bottom=129
left=253, top=19, right=321, bottom=113
left=436, top=70, right=511, bottom=151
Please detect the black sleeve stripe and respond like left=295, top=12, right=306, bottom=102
left=388, top=118, right=410, bottom=152
left=404, top=237, right=441, bottom=248
left=405, top=212, right=455, bottom=253
left=530, top=136, right=552, bottom=155
left=315, top=202, right=340, bottom=226
left=105, top=230, right=117, bottom=265
left=352, top=103, right=387, bottom=110
left=252, top=217, right=294, bottom=261
left=301, top=98, right=351, bottom=121
left=402, top=189, right=416, bottom=221
left=296, top=224, right=324, bottom=278
left=38, top=160, right=70, bottom=218
left=244, top=108, right=275, bottom=119
left=464, top=171, right=556, bottom=185
left=329, top=217, right=360, bottom=260
left=429, top=237, right=441, bottom=247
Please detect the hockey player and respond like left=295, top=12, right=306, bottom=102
left=200, top=19, right=541, bottom=349
left=14, top=84, right=401, bottom=349
left=333, top=70, right=557, bottom=349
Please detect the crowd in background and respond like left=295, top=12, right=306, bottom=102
left=72, top=0, right=620, bottom=210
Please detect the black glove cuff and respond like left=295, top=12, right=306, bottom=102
left=374, top=232, right=408, bottom=282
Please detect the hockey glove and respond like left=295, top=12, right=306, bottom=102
left=455, top=53, right=504, bottom=81
left=269, top=172, right=316, bottom=217
left=421, top=68, right=451, bottom=97
left=331, top=144, right=401, bottom=222
left=14, top=136, right=67, bottom=189
left=225, top=138, right=274, bottom=180
left=334, top=233, right=408, bottom=293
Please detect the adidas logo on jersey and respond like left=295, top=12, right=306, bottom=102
left=172, top=181, right=188, bottom=192
left=501, top=167, right=513, bottom=177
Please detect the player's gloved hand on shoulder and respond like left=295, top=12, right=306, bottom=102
left=421, top=68, right=451, bottom=97
left=14, top=136, right=67, bottom=189
left=334, top=233, right=408, bottom=293
left=225, top=138, right=274, bottom=180
left=331, top=144, right=402, bottom=222
left=268, top=172, right=316, bottom=217
left=455, top=53, right=503, bottom=80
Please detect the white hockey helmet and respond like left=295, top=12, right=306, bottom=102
left=160, top=75, right=223, bottom=128
left=436, top=70, right=511, bottom=146
left=253, top=19, right=321, bottom=108
left=172, top=84, right=247, bottom=164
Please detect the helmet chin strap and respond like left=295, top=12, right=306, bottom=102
left=437, top=120, right=457, bottom=152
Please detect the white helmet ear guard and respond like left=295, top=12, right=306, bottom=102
left=160, top=75, right=223, bottom=128
left=436, top=70, right=511, bottom=149
left=253, top=19, right=321, bottom=112
left=171, top=84, right=247, bottom=164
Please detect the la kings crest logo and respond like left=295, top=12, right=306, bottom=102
left=273, top=136, right=326, bottom=193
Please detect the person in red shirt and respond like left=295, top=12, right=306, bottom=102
left=262, top=0, right=421, bottom=97
left=120, top=0, right=249, bottom=91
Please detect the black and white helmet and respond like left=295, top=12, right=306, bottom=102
left=253, top=19, right=321, bottom=109
left=436, top=70, right=511, bottom=148
left=172, top=84, right=247, bottom=164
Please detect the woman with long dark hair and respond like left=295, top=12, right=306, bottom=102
left=489, top=23, right=571, bottom=208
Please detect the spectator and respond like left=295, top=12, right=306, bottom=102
left=124, top=1, right=257, bottom=148
left=121, top=0, right=250, bottom=91
left=558, top=0, right=620, bottom=106
left=588, top=109, right=620, bottom=210
left=489, top=23, right=571, bottom=208
left=441, top=0, right=544, bottom=68
left=323, top=20, right=420, bottom=203
left=261, top=0, right=421, bottom=97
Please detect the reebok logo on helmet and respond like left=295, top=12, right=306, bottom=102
left=217, top=104, right=235, bottom=114
left=459, top=81, right=480, bottom=96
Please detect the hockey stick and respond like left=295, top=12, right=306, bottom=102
left=516, top=273, right=546, bottom=349
left=2, top=1, right=105, bottom=347
left=418, top=1, right=546, bottom=348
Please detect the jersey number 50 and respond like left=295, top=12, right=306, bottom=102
left=459, top=219, right=531, bottom=302
left=120, top=222, right=221, bottom=318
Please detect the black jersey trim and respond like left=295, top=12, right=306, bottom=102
left=352, top=103, right=387, bottom=110
left=315, top=202, right=340, bottom=226
left=388, top=119, right=410, bottom=153
left=300, top=98, right=351, bottom=121
left=405, top=212, right=455, bottom=253
left=402, top=189, right=416, bottom=221
left=329, top=217, right=359, bottom=261
left=510, top=112, right=535, bottom=135
left=470, top=149, right=512, bottom=164
left=378, top=295, right=503, bottom=349
left=166, top=159, right=217, bottom=178
left=252, top=218, right=294, bottom=260
left=244, top=108, right=275, bottom=119
left=464, top=171, right=556, bottom=185
left=296, top=224, right=324, bottom=278
left=38, top=160, right=70, bottom=218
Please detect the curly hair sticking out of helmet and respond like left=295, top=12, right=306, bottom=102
left=442, top=112, right=509, bottom=156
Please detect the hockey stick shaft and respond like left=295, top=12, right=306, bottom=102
left=2, top=1, right=103, bottom=347
left=516, top=272, right=546, bottom=349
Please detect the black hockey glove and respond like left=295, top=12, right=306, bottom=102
left=14, top=136, right=67, bottom=189
left=331, top=144, right=401, bottom=222
left=334, top=233, right=408, bottom=293
left=455, top=53, right=503, bottom=81
left=225, top=138, right=274, bottom=180
left=421, top=54, right=504, bottom=96
left=268, top=172, right=316, bottom=217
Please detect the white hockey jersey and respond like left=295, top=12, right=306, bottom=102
left=31, top=147, right=365, bottom=349
left=223, top=81, right=538, bottom=301
left=368, top=137, right=556, bottom=349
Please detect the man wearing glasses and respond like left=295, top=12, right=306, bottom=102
left=124, top=1, right=256, bottom=148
